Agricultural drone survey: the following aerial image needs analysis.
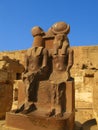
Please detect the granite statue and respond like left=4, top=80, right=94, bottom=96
left=6, top=22, right=75, bottom=130
left=47, top=22, right=73, bottom=117
left=15, top=26, right=48, bottom=114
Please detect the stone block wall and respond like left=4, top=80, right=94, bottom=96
left=0, top=52, right=25, bottom=118
left=0, top=50, right=26, bottom=65
left=71, top=46, right=98, bottom=123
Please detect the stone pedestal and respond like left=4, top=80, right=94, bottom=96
left=5, top=80, right=75, bottom=130
left=5, top=111, right=74, bottom=130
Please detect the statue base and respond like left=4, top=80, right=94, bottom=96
left=5, top=111, right=74, bottom=130
left=5, top=80, right=75, bottom=130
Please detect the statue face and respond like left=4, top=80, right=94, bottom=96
left=55, top=34, right=64, bottom=41
left=53, top=34, right=64, bottom=49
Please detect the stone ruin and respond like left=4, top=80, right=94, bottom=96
left=0, top=56, right=24, bottom=119
left=2, top=21, right=75, bottom=130
left=0, top=21, right=98, bottom=130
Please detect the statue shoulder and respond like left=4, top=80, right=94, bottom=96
left=42, top=47, right=48, bottom=54
left=26, top=47, right=33, bottom=56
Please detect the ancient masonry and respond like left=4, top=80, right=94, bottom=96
left=0, top=45, right=98, bottom=124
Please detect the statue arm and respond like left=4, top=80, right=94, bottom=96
left=66, top=48, right=74, bottom=72
left=24, top=54, right=29, bottom=73
left=61, top=38, right=69, bottom=55
left=42, top=48, right=48, bottom=68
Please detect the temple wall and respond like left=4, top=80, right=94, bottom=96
left=71, top=46, right=98, bottom=123
left=0, top=50, right=26, bottom=65
left=0, top=45, right=98, bottom=124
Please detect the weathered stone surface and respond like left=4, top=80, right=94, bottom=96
left=0, top=45, right=98, bottom=124
left=0, top=70, right=10, bottom=82
left=0, top=56, right=24, bottom=119
left=75, top=109, right=94, bottom=123
left=93, top=71, right=98, bottom=124
left=0, top=50, right=26, bottom=65
left=71, top=46, right=98, bottom=124
left=5, top=112, right=74, bottom=130
left=0, top=83, right=13, bottom=119
left=4, top=22, right=75, bottom=130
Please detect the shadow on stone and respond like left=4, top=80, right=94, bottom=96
left=82, top=118, right=97, bottom=130
left=75, top=121, right=82, bottom=130
left=75, top=119, right=97, bottom=130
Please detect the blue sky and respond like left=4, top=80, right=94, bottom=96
left=0, top=0, right=98, bottom=51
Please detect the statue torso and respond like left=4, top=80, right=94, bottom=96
left=52, top=49, right=68, bottom=72
left=26, top=47, right=43, bottom=72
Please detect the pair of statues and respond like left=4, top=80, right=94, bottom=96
left=15, top=22, right=73, bottom=117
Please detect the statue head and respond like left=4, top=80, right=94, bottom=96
left=31, top=26, right=45, bottom=47
left=31, top=26, right=45, bottom=37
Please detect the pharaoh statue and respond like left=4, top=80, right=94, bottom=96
left=15, top=26, right=48, bottom=114
left=47, top=22, right=73, bottom=117
left=6, top=22, right=74, bottom=130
